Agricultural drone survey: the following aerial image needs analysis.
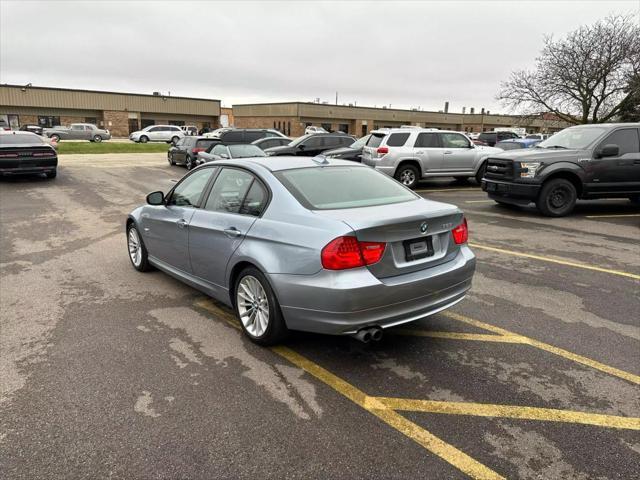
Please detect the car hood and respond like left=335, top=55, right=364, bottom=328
left=491, top=148, right=583, bottom=161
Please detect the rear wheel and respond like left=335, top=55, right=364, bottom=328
left=475, top=161, right=487, bottom=184
left=127, top=223, right=151, bottom=272
left=186, top=157, right=194, bottom=170
left=93, top=135, right=103, bottom=143
left=139, top=135, right=149, bottom=143
left=234, top=267, right=288, bottom=346
left=395, top=164, right=420, bottom=189
left=536, top=178, right=577, bottom=217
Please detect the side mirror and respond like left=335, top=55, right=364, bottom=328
left=146, top=191, right=165, bottom=205
left=597, top=144, right=619, bottom=158
left=220, top=153, right=229, bottom=159
left=467, top=143, right=475, bottom=148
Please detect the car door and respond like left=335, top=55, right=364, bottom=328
left=413, top=132, right=444, bottom=173
left=147, top=126, right=162, bottom=141
left=298, top=135, right=324, bottom=156
left=587, top=128, right=640, bottom=193
left=140, top=167, right=217, bottom=272
left=174, top=138, right=190, bottom=163
left=438, top=132, right=476, bottom=173
left=189, top=168, right=267, bottom=295
left=69, top=124, right=84, bottom=140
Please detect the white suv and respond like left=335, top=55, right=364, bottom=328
left=129, top=125, right=185, bottom=144
left=304, top=126, right=328, bottom=135
left=361, top=128, right=502, bottom=188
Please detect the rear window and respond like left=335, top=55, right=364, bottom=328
left=366, top=134, right=384, bottom=148
left=0, top=133, right=45, bottom=145
left=275, top=166, right=417, bottom=210
left=386, top=133, right=410, bottom=147
left=222, top=131, right=243, bottom=142
left=196, top=139, right=219, bottom=149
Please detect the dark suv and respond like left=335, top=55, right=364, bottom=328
left=481, top=123, right=640, bottom=216
left=478, top=131, right=520, bottom=146
left=217, top=129, right=288, bottom=145
left=264, top=133, right=355, bottom=156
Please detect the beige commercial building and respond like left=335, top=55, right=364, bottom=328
left=234, top=102, right=569, bottom=137
left=0, top=84, right=221, bottom=137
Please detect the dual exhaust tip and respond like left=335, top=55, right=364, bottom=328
left=352, top=326, right=383, bottom=343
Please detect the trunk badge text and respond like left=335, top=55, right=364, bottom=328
left=441, top=222, right=453, bottom=229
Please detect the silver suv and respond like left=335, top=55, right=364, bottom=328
left=362, top=128, right=502, bottom=188
left=129, top=125, right=185, bottom=144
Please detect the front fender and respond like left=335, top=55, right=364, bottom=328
left=538, top=161, right=586, bottom=181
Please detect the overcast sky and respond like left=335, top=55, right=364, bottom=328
left=1, top=0, right=638, bottom=113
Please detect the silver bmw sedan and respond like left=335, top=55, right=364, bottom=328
left=126, top=157, right=475, bottom=345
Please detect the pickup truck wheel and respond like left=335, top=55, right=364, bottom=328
left=139, top=136, right=149, bottom=143
left=475, top=162, right=487, bottom=184
left=93, top=135, right=103, bottom=143
left=50, top=134, right=61, bottom=143
left=536, top=178, right=577, bottom=217
left=395, top=165, right=419, bottom=189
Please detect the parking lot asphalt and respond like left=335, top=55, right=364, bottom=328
left=1, top=153, right=639, bottom=480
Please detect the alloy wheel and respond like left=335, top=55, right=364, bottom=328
left=128, top=228, right=142, bottom=267
left=237, top=275, right=270, bottom=337
left=400, top=169, right=415, bottom=186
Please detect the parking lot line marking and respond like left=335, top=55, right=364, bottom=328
left=390, top=329, right=524, bottom=343
left=375, top=398, right=640, bottom=431
left=469, top=242, right=640, bottom=280
left=584, top=214, right=640, bottom=218
left=194, top=298, right=503, bottom=480
left=443, top=312, right=640, bottom=385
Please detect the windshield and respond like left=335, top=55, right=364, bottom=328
left=229, top=144, right=266, bottom=158
left=538, top=127, right=606, bottom=149
left=290, top=134, right=314, bottom=147
left=350, top=135, right=371, bottom=149
left=275, top=166, right=418, bottom=210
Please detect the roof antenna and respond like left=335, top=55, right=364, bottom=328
left=311, top=154, right=329, bottom=165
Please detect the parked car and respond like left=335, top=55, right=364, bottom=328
left=213, top=129, right=289, bottom=145
left=361, top=128, right=502, bottom=188
left=322, top=134, right=371, bottom=161
left=477, top=131, right=520, bottom=147
left=197, top=144, right=266, bottom=165
left=19, top=124, right=44, bottom=136
left=265, top=133, right=356, bottom=157
left=525, top=133, right=552, bottom=141
left=129, top=125, right=184, bottom=144
left=0, top=131, right=57, bottom=178
left=481, top=123, right=640, bottom=216
left=126, top=157, right=475, bottom=345
left=468, top=132, right=481, bottom=140
left=168, top=137, right=221, bottom=170
left=181, top=125, right=198, bottom=136
left=251, top=136, right=291, bottom=151
left=203, top=127, right=234, bottom=138
left=44, top=123, right=111, bottom=142
left=305, top=126, right=328, bottom=135
left=495, top=138, right=541, bottom=150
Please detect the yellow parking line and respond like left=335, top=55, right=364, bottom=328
left=443, top=312, right=640, bottom=385
left=195, top=299, right=503, bottom=480
left=585, top=214, right=640, bottom=219
left=375, top=398, right=640, bottom=431
left=469, top=242, right=640, bottom=280
left=390, top=329, right=524, bottom=343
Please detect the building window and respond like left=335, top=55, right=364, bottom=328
left=287, top=121, right=291, bottom=136
left=273, top=121, right=277, bottom=129
left=321, top=123, right=332, bottom=132
left=7, top=114, right=19, bottom=129
left=85, top=117, right=97, bottom=125
left=141, top=119, right=155, bottom=128
left=38, top=116, right=60, bottom=128
left=339, top=123, right=349, bottom=134
left=169, top=120, right=185, bottom=126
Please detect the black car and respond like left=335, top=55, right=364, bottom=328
left=217, top=129, right=288, bottom=145
left=168, top=136, right=220, bottom=170
left=251, top=136, right=291, bottom=150
left=19, top=124, right=44, bottom=136
left=481, top=123, right=640, bottom=216
left=265, top=133, right=356, bottom=157
left=478, top=131, right=520, bottom=147
left=321, top=134, right=371, bottom=162
left=0, top=131, right=57, bottom=178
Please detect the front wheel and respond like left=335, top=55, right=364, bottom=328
left=139, top=136, right=149, bottom=143
left=127, top=224, right=152, bottom=272
left=234, top=267, right=288, bottom=346
left=536, top=178, right=577, bottom=217
left=93, top=135, right=103, bottom=143
left=168, top=153, right=175, bottom=165
left=395, top=165, right=420, bottom=189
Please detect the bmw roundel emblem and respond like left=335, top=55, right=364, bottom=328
left=420, top=222, right=428, bottom=234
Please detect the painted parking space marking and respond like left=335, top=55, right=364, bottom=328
left=469, top=242, right=640, bottom=280
left=194, top=298, right=640, bottom=479
left=584, top=213, right=640, bottom=219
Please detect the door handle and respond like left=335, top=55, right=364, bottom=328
left=176, top=219, right=188, bottom=229
left=224, top=227, right=242, bottom=238
left=444, top=151, right=453, bottom=154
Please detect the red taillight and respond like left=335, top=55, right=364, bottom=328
left=377, top=146, right=388, bottom=155
left=0, top=153, right=18, bottom=158
left=192, top=148, right=205, bottom=153
left=452, top=218, right=468, bottom=244
left=321, top=236, right=386, bottom=270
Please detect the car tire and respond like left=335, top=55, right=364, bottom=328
left=234, top=267, right=288, bottom=346
left=93, top=135, right=103, bottom=143
left=139, top=136, right=149, bottom=143
left=186, top=157, right=194, bottom=170
left=171, top=136, right=180, bottom=145
left=536, top=178, right=577, bottom=217
left=168, top=153, right=175, bottom=165
left=50, top=134, right=61, bottom=143
left=475, top=161, right=487, bottom=184
left=45, top=170, right=57, bottom=179
left=395, top=164, right=420, bottom=189
left=127, top=223, right=152, bottom=272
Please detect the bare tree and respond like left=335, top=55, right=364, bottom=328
left=498, top=14, right=640, bottom=124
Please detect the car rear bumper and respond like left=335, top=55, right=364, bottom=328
left=270, top=246, right=475, bottom=335
left=0, top=166, right=56, bottom=176
left=482, top=179, right=540, bottom=204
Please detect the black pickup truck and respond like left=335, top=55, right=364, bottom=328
left=481, top=123, right=640, bottom=216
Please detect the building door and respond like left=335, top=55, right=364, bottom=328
left=128, top=118, right=139, bottom=133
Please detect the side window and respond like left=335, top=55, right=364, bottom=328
left=204, top=168, right=254, bottom=214
left=304, top=136, right=324, bottom=148
left=440, top=133, right=471, bottom=148
left=245, top=131, right=264, bottom=142
left=71, top=125, right=83, bottom=130
left=222, top=131, right=243, bottom=143
left=324, top=136, right=341, bottom=148
left=168, top=168, right=216, bottom=207
left=414, top=133, right=439, bottom=148
left=175, top=138, right=186, bottom=147
left=386, top=133, right=410, bottom=147
left=212, top=144, right=228, bottom=156
left=340, top=137, right=355, bottom=147
left=599, top=129, right=640, bottom=156
left=149, top=127, right=161, bottom=132
left=239, top=181, right=267, bottom=216
left=260, top=140, right=275, bottom=149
